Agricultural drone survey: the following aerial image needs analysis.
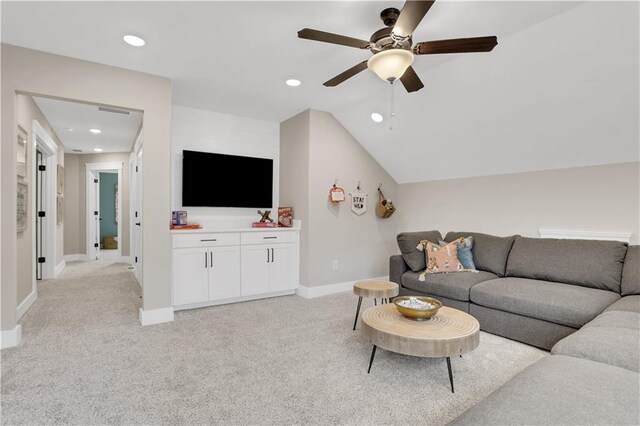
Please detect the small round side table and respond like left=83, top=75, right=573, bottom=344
left=352, top=280, right=399, bottom=330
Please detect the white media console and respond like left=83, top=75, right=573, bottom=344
left=170, top=224, right=300, bottom=310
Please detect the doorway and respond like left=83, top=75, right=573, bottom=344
left=86, top=163, right=123, bottom=261
left=130, top=131, right=143, bottom=286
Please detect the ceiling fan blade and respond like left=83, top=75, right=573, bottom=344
left=414, top=36, right=498, bottom=55
left=392, top=1, right=435, bottom=38
left=298, top=28, right=370, bottom=49
left=399, top=66, right=424, bottom=93
left=324, top=61, right=369, bottom=87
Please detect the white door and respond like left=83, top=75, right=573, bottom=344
left=133, top=146, right=143, bottom=284
left=172, top=247, right=208, bottom=305
left=88, top=171, right=100, bottom=260
left=208, top=246, right=241, bottom=300
left=269, top=244, right=296, bottom=292
left=240, top=245, right=270, bottom=296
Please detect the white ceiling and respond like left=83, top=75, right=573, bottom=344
left=33, top=97, right=143, bottom=154
left=3, top=1, right=638, bottom=182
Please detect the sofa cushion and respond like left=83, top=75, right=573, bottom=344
left=552, top=326, right=640, bottom=372
left=401, top=270, right=498, bottom=302
left=505, top=237, right=627, bottom=293
left=451, top=355, right=640, bottom=425
left=470, top=278, right=620, bottom=328
left=397, top=231, right=442, bottom=272
left=444, top=232, right=516, bottom=277
left=584, top=310, right=640, bottom=330
left=621, top=245, right=640, bottom=296
left=604, top=295, right=640, bottom=313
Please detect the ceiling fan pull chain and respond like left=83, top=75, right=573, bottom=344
left=389, top=80, right=396, bottom=130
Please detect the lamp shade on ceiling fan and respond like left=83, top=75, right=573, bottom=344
left=367, top=49, right=414, bottom=82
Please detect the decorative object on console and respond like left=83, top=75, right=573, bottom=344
left=170, top=224, right=202, bottom=230
left=349, top=182, right=367, bottom=215
left=329, top=181, right=346, bottom=204
left=417, top=240, right=464, bottom=274
left=278, top=207, right=293, bottom=228
left=252, top=222, right=278, bottom=228
left=172, top=210, right=188, bottom=226
left=440, top=236, right=476, bottom=270
left=257, top=210, right=274, bottom=223
left=375, top=186, right=396, bottom=218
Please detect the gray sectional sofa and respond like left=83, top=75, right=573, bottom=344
left=389, top=231, right=640, bottom=425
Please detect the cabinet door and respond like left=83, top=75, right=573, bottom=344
left=241, top=245, right=271, bottom=296
left=209, top=246, right=241, bottom=300
left=269, top=243, right=297, bottom=292
left=172, top=247, right=209, bottom=306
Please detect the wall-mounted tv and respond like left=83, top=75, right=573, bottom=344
left=182, top=150, right=273, bottom=208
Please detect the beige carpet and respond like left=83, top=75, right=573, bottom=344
left=1, top=261, right=548, bottom=425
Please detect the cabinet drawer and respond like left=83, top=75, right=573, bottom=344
left=173, top=233, right=240, bottom=248
left=241, top=231, right=297, bottom=245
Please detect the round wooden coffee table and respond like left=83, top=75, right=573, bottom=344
left=361, top=304, right=480, bottom=393
left=352, top=280, right=399, bottom=330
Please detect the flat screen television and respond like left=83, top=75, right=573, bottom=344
left=182, top=150, right=273, bottom=208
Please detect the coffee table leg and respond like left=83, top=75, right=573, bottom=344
left=367, top=345, right=377, bottom=374
left=353, top=297, right=363, bottom=330
left=446, top=357, right=454, bottom=393
left=374, top=298, right=377, bottom=306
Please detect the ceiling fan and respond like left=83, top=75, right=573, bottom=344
left=298, top=0, right=498, bottom=93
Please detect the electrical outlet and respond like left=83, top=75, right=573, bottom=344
left=332, top=260, right=340, bottom=271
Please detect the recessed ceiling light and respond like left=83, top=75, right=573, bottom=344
left=66, top=127, right=74, bottom=132
left=93, top=148, right=103, bottom=152
left=285, top=79, right=301, bottom=87
left=72, top=149, right=83, bottom=153
left=123, top=34, right=146, bottom=47
left=89, top=128, right=102, bottom=134
left=371, top=113, right=384, bottom=123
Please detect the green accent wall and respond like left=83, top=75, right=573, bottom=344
left=99, top=172, right=118, bottom=240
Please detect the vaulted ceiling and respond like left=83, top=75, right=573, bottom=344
left=3, top=1, right=638, bottom=183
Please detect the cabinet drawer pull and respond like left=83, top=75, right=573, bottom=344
left=205, top=252, right=208, bottom=268
left=210, top=252, right=213, bottom=268
left=271, top=248, right=275, bottom=263
left=267, top=248, right=270, bottom=263
left=263, top=236, right=277, bottom=239
left=201, top=239, right=217, bottom=242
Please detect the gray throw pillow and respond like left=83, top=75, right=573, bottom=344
left=397, top=231, right=443, bottom=272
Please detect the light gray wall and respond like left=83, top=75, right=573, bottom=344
left=397, top=162, right=640, bottom=244
left=280, top=109, right=399, bottom=288
left=279, top=110, right=310, bottom=285
left=15, top=94, right=65, bottom=306
left=63, top=154, right=81, bottom=255
left=64, top=152, right=131, bottom=257
left=2, top=44, right=172, bottom=333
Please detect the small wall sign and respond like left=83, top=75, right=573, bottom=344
left=350, top=183, right=367, bottom=215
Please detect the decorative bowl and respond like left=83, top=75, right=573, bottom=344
left=393, top=296, right=442, bottom=321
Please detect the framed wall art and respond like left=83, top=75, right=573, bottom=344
left=57, top=164, right=64, bottom=195
left=17, top=182, right=28, bottom=232
left=17, top=126, right=28, bottom=178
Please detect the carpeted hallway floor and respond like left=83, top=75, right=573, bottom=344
left=1, top=261, right=547, bottom=425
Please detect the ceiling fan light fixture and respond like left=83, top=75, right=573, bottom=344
left=367, top=49, right=414, bottom=82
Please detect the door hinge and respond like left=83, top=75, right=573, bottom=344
left=94, top=211, right=99, bottom=216
left=94, top=179, right=99, bottom=183
left=135, top=256, right=138, bottom=263
left=94, top=243, right=99, bottom=248
left=135, top=211, right=138, bottom=218
left=38, top=257, right=46, bottom=263
left=135, top=166, right=138, bottom=172
left=38, top=165, right=46, bottom=171
left=38, top=211, right=46, bottom=218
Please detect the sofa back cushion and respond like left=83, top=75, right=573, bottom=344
left=397, top=231, right=443, bottom=272
left=506, top=237, right=628, bottom=293
left=621, top=245, right=640, bottom=296
left=445, top=232, right=517, bottom=277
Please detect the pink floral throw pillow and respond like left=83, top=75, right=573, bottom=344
left=417, top=240, right=465, bottom=274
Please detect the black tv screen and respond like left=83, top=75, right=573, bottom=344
left=182, top=150, right=273, bottom=208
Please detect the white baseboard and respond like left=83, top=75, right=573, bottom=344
left=63, top=254, right=88, bottom=262
left=297, top=276, right=389, bottom=299
left=17, top=290, right=37, bottom=321
left=54, top=260, right=66, bottom=277
left=139, top=307, right=174, bottom=326
left=173, top=289, right=296, bottom=311
left=1, top=325, right=22, bottom=349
